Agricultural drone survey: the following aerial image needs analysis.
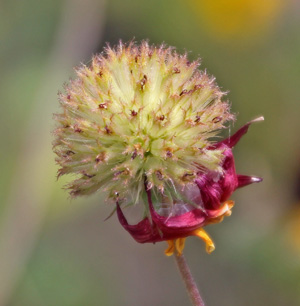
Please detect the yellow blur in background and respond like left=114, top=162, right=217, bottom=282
left=189, top=0, right=286, bottom=42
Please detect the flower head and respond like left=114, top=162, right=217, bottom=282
left=53, top=41, right=263, bottom=255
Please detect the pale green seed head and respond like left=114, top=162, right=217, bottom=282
left=53, top=41, right=234, bottom=209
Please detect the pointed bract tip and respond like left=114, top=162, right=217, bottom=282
left=217, top=115, right=264, bottom=149
left=237, top=175, right=263, bottom=188
left=250, top=176, right=263, bottom=183
left=250, top=116, right=264, bottom=124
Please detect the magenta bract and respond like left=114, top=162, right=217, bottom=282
left=116, top=119, right=262, bottom=244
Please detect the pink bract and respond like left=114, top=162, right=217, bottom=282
left=116, top=118, right=263, bottom=244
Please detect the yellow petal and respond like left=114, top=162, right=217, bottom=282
left=165, top=240, right=175, bottom=256
left=192, top=228, right=215, bottom=254
left=175, top=238, right=186, bottom=256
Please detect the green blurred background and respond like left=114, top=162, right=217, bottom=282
left=1, top=0, right=300, bottom=305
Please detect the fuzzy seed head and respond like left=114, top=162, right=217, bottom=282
left=53, top=41, right=234, bottom=209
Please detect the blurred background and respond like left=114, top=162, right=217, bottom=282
left=1, top=0, right=300, bottom=305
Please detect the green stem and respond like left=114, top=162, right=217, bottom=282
left=174, top=252, right=206, bottom=306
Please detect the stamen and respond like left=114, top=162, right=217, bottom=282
left=192, top=228, right=215, bottom=254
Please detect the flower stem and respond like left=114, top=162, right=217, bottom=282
left=174, top=252, right=206, bottom=306
left=144, top=182, right=205, bottom=305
